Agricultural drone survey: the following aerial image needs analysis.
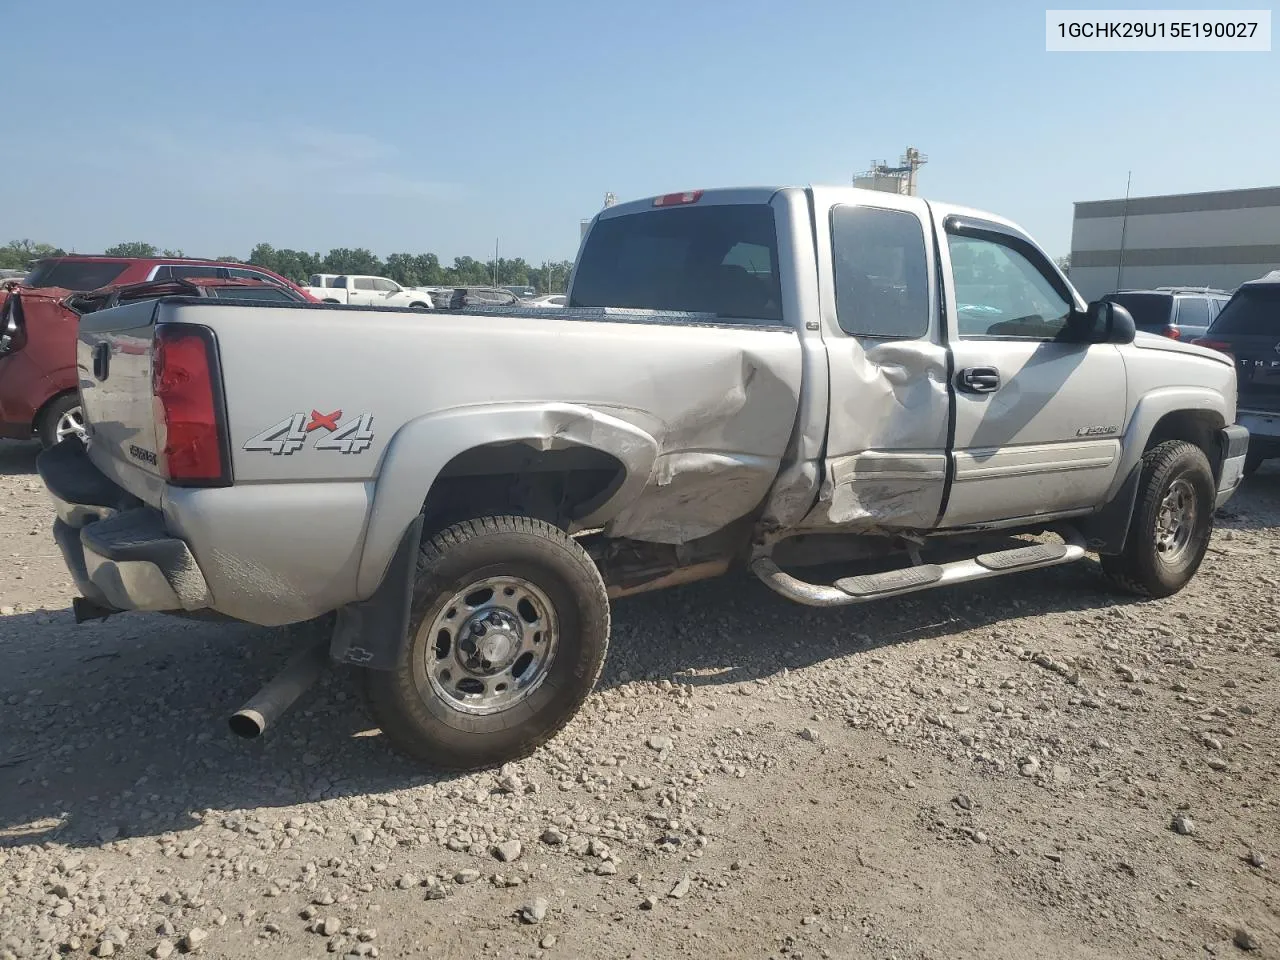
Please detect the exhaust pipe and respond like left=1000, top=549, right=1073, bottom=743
left=229, top=640, right=329, bottom=739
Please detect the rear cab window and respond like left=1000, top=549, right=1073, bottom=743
left=570, top=203, right=783, bottom=322
left=22, top=260, right=129, bottom=290
left=831, top=205, right=930, bottom=338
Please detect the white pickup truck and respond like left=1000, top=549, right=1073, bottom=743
left=303, top=274, right=433, bottom=309
left=39, top=185, right=1248, bottom=771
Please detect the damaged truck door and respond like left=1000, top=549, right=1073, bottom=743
left=807, top=187, right=951, bottom=531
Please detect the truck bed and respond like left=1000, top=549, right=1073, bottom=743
left=72, top=297, right=804, bottom=624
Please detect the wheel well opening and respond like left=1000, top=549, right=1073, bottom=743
left=421, top=442, right=627, bottom=533
left=1145, top=410, right=1223, bottom=478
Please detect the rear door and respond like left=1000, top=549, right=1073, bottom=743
left=1209, top=284, right=1280, bottom=413
left=935, top=211, right=1126, bottom=527
left=349, top=277, right=379, bottom=305
left=810, top=186, right=950, bottom=529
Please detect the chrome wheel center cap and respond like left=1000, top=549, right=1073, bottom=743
left=463, top=610, right=522, bottom=673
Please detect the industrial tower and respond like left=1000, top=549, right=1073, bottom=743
left=854, top=147, right=929, bottom=196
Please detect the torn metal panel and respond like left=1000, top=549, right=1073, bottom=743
left=605, top=451, right=778, bottom=543
left=814, top=339, right=952, bottom=531
left=818, top=451, right=948, bottom=529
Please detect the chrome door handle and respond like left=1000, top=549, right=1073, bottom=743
left=958, top=366, right=1000, bottom=393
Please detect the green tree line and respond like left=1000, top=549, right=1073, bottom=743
left=0, top=239, right=575, bottom=293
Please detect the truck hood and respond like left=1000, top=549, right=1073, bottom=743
left=1131, top=330, right=1232, bottom=367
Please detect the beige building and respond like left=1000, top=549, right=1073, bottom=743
left=1069, top=185, right=1280, bottom=301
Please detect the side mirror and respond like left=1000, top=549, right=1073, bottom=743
left=1074, top=300, right=1136, bottom=344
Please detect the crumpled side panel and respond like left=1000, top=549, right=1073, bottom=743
left=602, top=347, right=802, bottom=544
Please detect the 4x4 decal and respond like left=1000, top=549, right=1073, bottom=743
left=244, top=409, right=375, bottom=455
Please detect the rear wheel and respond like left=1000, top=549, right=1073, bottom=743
left=37, top=393, right=86, bottom=449
left=362, top=515, right=610, bottom=770
left=1101, top=440, right=1216, bottom=598
left=1244, top=448, right=1267, bottom=478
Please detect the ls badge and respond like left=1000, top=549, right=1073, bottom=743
left=244, top=409, right=375, bottom=455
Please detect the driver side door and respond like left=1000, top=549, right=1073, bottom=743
left=936, top=213, right=1127, bottom=527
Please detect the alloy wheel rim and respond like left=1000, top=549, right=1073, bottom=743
left=56, top=406, right=86, bottom=442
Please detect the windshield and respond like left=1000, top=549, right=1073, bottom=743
left=570, top=203, right=783, bottom=322
left=23, top=260, right=129, bottom=291
left=1209, top=286, right=1280, bottom=336
left=1102, top=292, right=1172, bottom=329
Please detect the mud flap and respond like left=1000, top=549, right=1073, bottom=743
left=1078, top=463, right=1141, bottom=556
left=329, top=513, right=425, bottom=671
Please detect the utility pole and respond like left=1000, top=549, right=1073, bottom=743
left=1116, top=171, right=1132, bottom=291
left=493, top=238, right=499, bottom=288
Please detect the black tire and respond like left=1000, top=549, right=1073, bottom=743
left=408, top=301, right=430, bottom=310
left=362, top=516, right=610, bottom=770
left=37, top=393, right=83, bottom=449
left=1101, top=440, right=1216, bottom=598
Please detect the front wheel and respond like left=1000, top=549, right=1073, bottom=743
left=1101, top=440, right=1216, bottom=598
left=408, top=301, right=430, bottom=310
left=362, top=516, right=611, bottom=770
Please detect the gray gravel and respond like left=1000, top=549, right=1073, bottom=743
left=1, top=438, right=1278, bottom=959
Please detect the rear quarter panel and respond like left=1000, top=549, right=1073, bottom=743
left=160, top=301, right=804, bottom=609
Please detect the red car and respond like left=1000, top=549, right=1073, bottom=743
left=0, top=271, right=311, bottom=447
left=20, top=254, right=317, bottom=302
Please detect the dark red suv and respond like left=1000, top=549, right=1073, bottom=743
left=20, top=255, right=316, bottom=300
left=0, top=261, right=313, bottom=447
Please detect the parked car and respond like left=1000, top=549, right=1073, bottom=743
left=1192, top=271, right=1280, bottom=475
left=38, top=184, right=1246, bottom=771
left=1101, top=287, right=1231, bottom=341
left=520, top=294, right=568, bottom=308
left=0, top=276, right=305, bottom=447
left=67, top=276, right=309, bottom=314
left=20, top=254, right=319, bottom=302
left=302, top=275, right=434, bottom=309
left=445, top=286, right=522, bottom=309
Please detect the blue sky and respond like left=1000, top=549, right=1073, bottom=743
left=1, top=0, right=1275, bottom=263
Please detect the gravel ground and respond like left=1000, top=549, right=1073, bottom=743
left=1, top=437, right=1277, bottom=960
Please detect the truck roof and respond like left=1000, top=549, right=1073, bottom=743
left=594, top=185, right=1030, bottom=241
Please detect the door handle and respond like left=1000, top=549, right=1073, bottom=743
left=958, top=366, right=1000, bottom=394
left=92, top=341, right=111, bottom=381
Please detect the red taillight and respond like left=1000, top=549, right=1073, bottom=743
left=1162, top=326, right=1181, bottom=339
left=1191, top=338, right=1234, bottom=357
left=653, top=190, right=704, bottom=207
left=152, top=323, right=230, bottom=486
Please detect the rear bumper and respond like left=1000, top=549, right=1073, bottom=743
left=37, top=437, right=211, bottom=613
left=1216, top=423, right=1250, bottom=509
left=1237, top=409, right=1280, bottom=446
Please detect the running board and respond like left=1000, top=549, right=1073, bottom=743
left=752, top=529, right=1087, bottom=608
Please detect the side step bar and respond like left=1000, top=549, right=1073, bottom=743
left=752, top=529, right=1087, bottom=608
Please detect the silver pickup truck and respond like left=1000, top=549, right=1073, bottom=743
left=38, top=185, right=1249, bottom=770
